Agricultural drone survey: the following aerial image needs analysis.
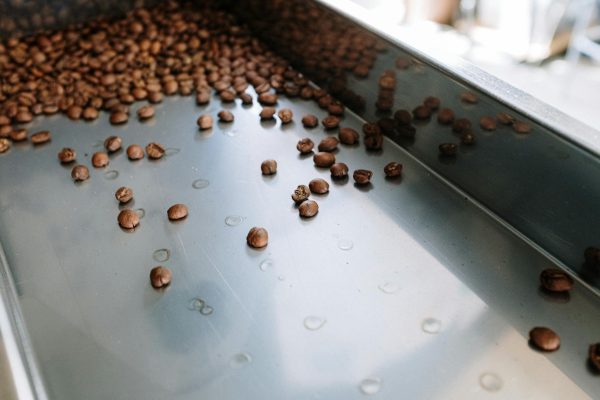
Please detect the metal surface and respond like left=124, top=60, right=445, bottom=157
left=0, top=89, right=599, bottom=398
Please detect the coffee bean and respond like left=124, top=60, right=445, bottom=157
left=378, top=118, right=396, bottom=135
left=0, top=126, right=11, bottom=138
left=513, top=121, right=532, bottom=134
left=115, top=187, right=134, bottom=203
left=363, top=123, right=381, bottom=136
left=67, top=105, right=82, bottom=120
left=412, top=105, right=431, bottom=120
left=297, top=138, right=314, bottom=154
left=452, top=118, right=471, bottom=133
left=364, top=134, right=383, bottom=151
left=589, top=343, right=600, bottom=371
left=247, top=227, right=268, bottom=248
left=460, top=132, right=476, bottom=145
left=150, top=266, right=172, bottom=289
left=239, top=93, right=253, bottom=105
left=218, top=110, right=234, bottom=122
left=261, top=159, right=277, bottom=175
left=437, top=108, right=455, bottom=124
left=30, top=130, right=51, bottom=145
left=197, top=115, right=213, bottom=130
left=338, top=127, right=359, bottom=145
left=397, top=124, right=417, bottom=138
left=375, top=98, right=393, bottom=112
left=9, top=129, right=27, bottom=142
left=460, top=91, right=478, bottom=104
left=330, top=162, right=349, bottom=179
left=394, top=110, right=412, bottom=126
left=277, top=109, right=293, bottom=124
left=71, top=165, right=89, bottom=182
left=104, top=136, right=122, bottom=153
left=118, top=209, right=140, bottom=230
left=196, top=90, right=211, bottom=105
left=220, top=90, right=236, bottom=102
left=309, top=178, right=329, bottom=194
left=146, top=143, right=165, bottom=159
left=322, top=115, right=341, bottom=130
left=110, top=111, right=128, bottom=125
left=496, top=112, right=515, bottom=125
left=82, top=107, right=99, bottom=121
left=148, top=92, right=164, bottom=104
left=480, top=116, right=497, bottom=131
left=137, top=105, right=155, bottom=120
left=384, top=162, right=402, bottom=178
left=15, top=111, right=33, bottom=123
left=302, top=114, right=318, bottom=128
left=313, top=152, right=336, bottom=168
left=299, top=200, right=319, bottom=218
left=318, top=137, right=339, bottom=152
left=0, top=138, right=10, bottom=154
left=379, top=75, right=396, bottom=90
left=167, top=204, right=188, bottom=221
left=92, top=152, right=109, bottom=168
left=328, top=103, right=345, bottom=116
left=260, top=107, right=276, bottom=120
left=0, top=116, right=9, bottom=126
left=127, top=144, right=144, bottom=160
left=292, top=185, right=311, bottom=204
left=353, top=169, right=373, bottom=185
left=529, top=327, right=560, bottom=352
left=58, top=148, right=76, bottom=163
left=258, top=92, right=277, bottom=105
left=421, top=96, right=439, bottom=111
left=540, top=268, right=573, bottom=293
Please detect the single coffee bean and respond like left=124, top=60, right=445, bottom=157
left=16, top=111, right=33, bottom=123
left=376, top=98, right=393, bottom=112
left=71, top=165, right=89, bottom=182
left=413, top=106, right=431, bottom=120
left=218, top=110, right=234, bottom=123
left=146, top=143, right=165, bottom=159
left=460, top=91, right=478, bottom=104
left=353, top=169, right=373, bottom=185
left=115, top=187, right=134, bottom=203
left=322, top=115, right=341, bottom=130
left=260, top=107, right=276, bottom=120
left=363, top=123, right=381, bottom=136
left=439, top=143, right=458, bottom=156
left=82, top=107, right=99, bottom=121
left=452, top=118, right=471, bottom=133
left=137, top=105, right=155, bottom=120
left=148, top=92, right=164, bottom=104
left=127, top=144, right=144, bottom=160
left=110, top=111, right=128, bottom=125
left=150, top=266, right=172, bottom=289
left=299, top=115, right=318, bottom=129
left=261, top=159, right=277, bottom=175
left=167, top=204, right=188, bottom=221
left=394, top=109, right=412, bottom=126
left=330, top=162, right=349, bottom=179
left=220, top=90, right=236, bottom=102
left=58, top=147, right=76, bottom=163
left=313, top=152, right=336, bottom=168
left=0, top=116, right=9, bottom=126
left=364, top=134, right=383, bottom=151
left=239, top=93, right=253, bottom=105
left=247, top=227, right=268, bottom=248
left=118, top=209, right=140, bottom=230
left=278, top=109, right=293, bottom=124
left=9, top=129, right=27, bottom=142
left=379, top=75, right=396, bottom=90
left=584, top=246, right=600, bottom=267
left=540, top=268, right=573, bottom=293
left=258, top=92, right=277, bottom=105
left=299, top=200, right=319, bottom=218
left=0, top=126, right=11, bottom=138
left=104, top=136, right=122, bottom=153
left=196, top=91, right=211, bottom=105
left=328, top=103, right=345, bottom=116
left=318, top=137, right=339, bottom=152
left=292, top=185, right=311, bottom=204
left=297, top=138, right=314, bottom=154
left=460, top=132, right=476, bottom=145
left=437, top=108, right=455, bottom=125
left=384, top=162, right=403, bottom=178
left=66, top=105, right=82, bottom=120
left=496, top=112, right=515, bottom=125
left=378, top=118, right=396, bottom=135
left=424, top=96, right=440, bottom=110
left=513, top=121, right=532, bottom=134
left=529, top=327, right=560, bottom=352
left=92, top=152, right=109, bottom=168
left=589, top=343, right=600, bottom=371
left=480, top=116, right=497, bottom=131
left=0, top=138, right=10, bottom=154
left=30, top=130, right=51, bottom=145
left=338, top=127, right=359, bottom=145
left=309, top=178, right=329, bottom=194
left=397, top=124, right=417, bottom=138
left=197, top=115, right=213, bottom=130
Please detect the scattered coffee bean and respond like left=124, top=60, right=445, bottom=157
left=247, top=227, right=269, bottom=248
left=412, top=105, right=431, bottom=120
left=394, top=110, right=412, bottom=126
left=353, top=169, right=373, bottom=185
left=278, top=109, right=293, bottom=124
left=529, top=327, right=560, bottom=352
left=260, top=107, right=276, bottom=120
left=540, top=268, right=573, bottom=293
left=16, top=111, right=33, bottom=123
left=115, top=187, right=134, bottom=203
left=150, top=266, right=172, bottom=289
left=167, top=204, right=188, bottom=221
left=218, top=110, right=234, bottom=123
left=58, top=148, right=76, bottom=163
left=127, top=144, right=144, bottom=160
left=110, top=111, right=128, bottom=125
left=302, top=114, right=318, bottom=128
left=239, top=93, right=253, bottom=105
left=30, top=131, right=51, bottom=145
left=497, top=112, right=515, bottom=125
left=299, top=200, right=319, bottom=218
left=480, top=116, right=497, bottom=131
left=384, top=162, right=402, bottom=178
left=297, top=138, right=314, bottom=154
left=339, top=127, right=359, bottom=145
left=513, top=121, right=532, bottom=134
left=220, top=90, right=236, bottom=102
left=330, top=162, right=349, bottom=179
left=328, top=103, right=345, bottom=116
left=196, top=91, right=211, bottom=105
left=258, top=92, right=277, bottom=105
left=322, top=115, right=341, bottom=130
left=82, top=107, right=99, bottom=121
left=364, top=134, right=383, bottom=151
left=0, top=116, right=9, bottom=126
left=118, top=209, right=140, bottom=230
left=424, top=96, right=440, bottom=110
left=452, top=118, right=471, bottom=133
left=589, top=343, right=600, bottom=371
left=318, top=137, right=339, bottom=152
left=146, top=142, right=165, bottom=159
left=460, top=132, right=476, bottom=145
left=397, top=125, right=416, bottom=138
left=439, top=143, right=458, bottom=156
left=92, top=152, right=109, bottom=168
left=137, top=105, right=155, bottom=120
left=71, top=165, right=89, bottom=182
left=437, top=108, right=455, bottom=125
left=0, top=138, right=10, bottom=154
left=104, top=136, right=122, bottom=153
left=9, top=129, right=27, bottom=142
left=197, top=115, right=213, bottom=130
left=460, top=91, right=478, bottom=104
left=363, top=123, right=381, bottom=136
left=378, top=118, right=396, bottom=134
left=292, top=185, right=311, bottom=204
left=313, top=152, right=336, bottom=168
left=67, top=106, right=82, bottom=120
left=261, top=159, right=277, bottom=175
left=309, top=178, right=329, bottom=194
left=0, top=126, right=11, bottom=138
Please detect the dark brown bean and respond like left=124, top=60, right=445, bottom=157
left=437, top=108, right=455, bottom=125
left=0, top=126, right=11, bottom=138
left=150, top=266, right=172, bottom=289
left=460, top=132, right=476, bottom=145
left=297, top=138, right=314, bottom=154
left=497, top=112, right=515, bottom=125
left=589, top=343, right=600, bottom=371
left=452, top=118, right=472, bottom=133
left=58, top=148, right=76, bottom=163
left=247, top=227, right=268, bottom=248
left=394, top=110, right=412, bottom=126
left=260, top=107, right=276, bottom=120
left=137, top=105, right=155, bottom=121
left=146, top=142, right=165, bottom=159
left=460, top=91, right=478, bottom=104
left=82, top=107, right=99, bottom=121
left=529, top=327, right=560, bottom=352
left=363, top=123, right=381, bottom=136
left=339, top=127, right=359, bottom=145
left=480, top=116, right=497, bottom=131
left=322, top=115, right=341, bottom=130
left=313, top=152, right=336, bottom=168
left=0, top=138, right=10, bottom=154
left=384, top=162, right=402, bottom=178
left=196, top=91, right=211, bottom=105
left=439, top=143, right=458, bottom=156
left=412, top=106, right=431, bottom=120
left=353, top=169, right=373, bottom=185
left=239, top=93, right=253, bottom=105
left=0, top=116, right=9, bottom=126
left=104, top=136, right=122, bottom=153
left=220, top=90, right=236, bottom=102
left=292, top=185, right=311, bottom=204
left=330, top=163, right=349, bottom=179
left=197, top=115, right=213, bottom=130
left=148, top=92, right=164, bottom=104
left=261, top=159, right=277, bottom=175
left=127, top=145, right=144, bottom=160
left=424, top=96, right=440, bottom=110
left=9, top=129, right=27, bottom=142
left=540, top=269, right=573, bottom=293
left=218, top=110, right=234, bottom=123
left=364, top=134, right=383, bottom=151
left=513, top=121, right=532, bottom=134
left=318, top=137, right=339, bottom=152
left=30, top=131, right=51, bottom=145
left=309, top=178, right=329, bottom=194
left=110, top=111, right=128, bottom=125
left=302, top=114, right=318, bottom=128
left=167, top=204, right=188, bottom=221
left=71, top=165, right=89, bottom=182
left=15, top=111, right=33, bottom=123
left=118, top=209, right=140, bottom=230
left=299, top=200, right=319, bottom=218
left=278, top=109, right=293, bottom=124
left=258, top=92, right=277, bottom=105
left=115, top=187, right=134, bottom=203
left=67, top=105, right=82, bottom=120
left=92, top=152, right=109, bottom=168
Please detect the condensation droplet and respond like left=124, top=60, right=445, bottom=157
left=230, top=352, right=252, bottom=368
left=359, top=378, right=382, bottom=395
left=225, top=215, right=243, bottom=226
left=135, top=208, right=145, bottom=218
left=152, top=248, right=170, bottom=262
left=188, top=297, right=213, bottom=315
left=192, top=179, right=210, bottom=189
left=223, top=129, right=238, bottom=137
left=337, top=239, right=354, bottom=251
left=200, top=304, right=213, bottom=315
left=378, top=282, right=399, bottom=294
left=278, top=275, right=286, bottom=281
left=165, top=148, right=180, bottom=156
left=479, top=373, right=503, bottom=392
left=103, top=170, right=119, bottom=180
left=303, top=316, right=326, bottom=331
left=259, top=258, right=274, bottom=271
left=421, top=318, right=442, bottom=334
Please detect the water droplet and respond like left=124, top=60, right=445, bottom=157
left=225, top=215, right=243, bottom=226
left=188, top=297, right=213, bottom=315
left=165, top=148, right=180, bottom=156
left=230, top=352, right=252, bottom=368
left=152, top=248, right=170, bottom=262
left=278, top=275, right=286, bottom=281
left=135, top=208, right=145, bottom=218
left=479, top=373, right=503, bottom=392
left=93, top=140, right=104, bottom=148
left=200, top=304, right=213, bottom=315
left=337, top=239, right=354, bottom=251
left=103, top=170, right=119, bottom=180
left=421, top=318, right=442, bottom=334
left=359, top=378, right=382, bottom=395
left=303, top=316, right=326, bottom=331
left=378, top=282, right=399, bottom=294
left=192, top=179, right=210, bottom=189
left=223, top=129, right=238, bottom=137
left=259, top=258, right=274, bottom=271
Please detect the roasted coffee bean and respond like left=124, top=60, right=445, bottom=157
left=197, top=114, right=213, bottom=130
left=260, top=107, right=276, bottom=120
left=15, top=111, right=33, bottom=123
left=364, top=134, right=383, bottom=151
left=540, top=269, right=573, bottom=293
left=424, top=96, right=440, bottom=110
left=92, top=152, right=109, bottom=168
left=384, top=162, right=402, bottom=178
left=218, top=110, right=234, bottom=123
left=292, top=185, right=311, bottom=204
left=480, top=116, right=497, bottom=131
left=313, top=152, right=336, bottom=168
left=318, top=137, right=339, bottom=152
left=513, top=121, right=532, bottom=134
left=148, top=92, right=164, bottom=104
left=278, top=109, right=293, bottom=124
left=318, top=95, right=333, bottom=109
left=363, top=123, right=381, bottom=136
left=115, top=187, right=134, bottom=203
left=584, top=246, right=600, bottom=267
left=0, top=138, right=10, bottom=154
left=328, top=103, right=345, bottom=116
left=394, top=110, right=412, bottom=126
left=261, top=159, right=277, bottom=175
left=460, top=91, right=478, bottom=104
left=104, top=136, right=122, bottom=153
left=375, top=98, right=393, bottom=112
left=71, top=165, right=89, bottom=182
left=137, top=105, right=155, bottom=120
left=439, top=143, right=458, bottom=156
left=397, top=124, right=417, bottom=138
left=118, top=209, right=140, bottom=230
left=529, top=327, right=560, bottom=352
left=127, top=144, right=144, bottom=160
left=412, top=106, right=431, bottom=120
left=497, top=112, right=515, bottom=125
left=30, top=131, right=51, bottom=145
left=460, top=132, right=476, bottom=145
left=0, top=116, right=9, bottom=126
left=0, top=126, right=11, bottom=138
left=322, top=115, right=341, bottom=130
left=589, top=343, right=600, bottom=371
left=196, top=90, right=211, bottom=105
left=299, top=200, right=319, bottom=218
left=239, top=93, right=253, bottom=105
left=9, top=129, right=27, bottom=142
left=309, top=178, right=329, bottom=194
left=146, top=142, right=165, bottom=159
left=220, top=90, right=236, bottom=102
left=302, top=114, right=318, bottom=128
left=150, top=266, right=172, bottom=289
left=258, top=92, right=277, bottom=105
left=110, top=111, right=128, bottom=125
left=297, top=138, right=314, bottom=154
left=378, top=118, right=396, bottom=134
left=379, top=75, right=396, bottom=90
left=353, top=169, right=373, bottom=185
left=330, top=163, right=349, bottom=179
left=452, top=118, right=471, bottom=133
left=67, top=105, right=82, bottom=120
left=82, top=107, right=99, bottom=121
left=437, top=108, right=455, bottom=125
left=339, top=127, right=359, bottom=145
left=58, top=148, right=76, bottom=163
left=167, top=204, right=188, bottom=221
left=247, top=227, right=268, bottom=248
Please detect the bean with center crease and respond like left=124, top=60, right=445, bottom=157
left=146, top=142, right=165, bottom=159
left=353, top=169, right=373, bottom=185
left=31, top=130, right=51, bottom=145
left=261, top=159, right=277, bottom=175
left=127, top=144, right=144, bottom=160
left=150, top=266, right=172, bottom=289
left=218, top=110, right=234, bottom=122
left=313, top=152, right=335, bottom=167
left=115, top=187, right=134, bottom=203
left=118, top=209, right=140, bottom=230
left=104, top=136, right=122, bottom=153
left=338, top=127, right=359, bottom=145
left=247, top=227, right=268, bottom=248
left=299, top=200, right=319, bottom=218
left=58, top=148, right=76, bottom=163
left=278, top=109, right=293, bottom=124
left=71, top=165, right=89, bottom=181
